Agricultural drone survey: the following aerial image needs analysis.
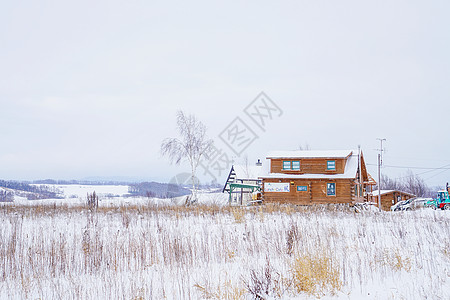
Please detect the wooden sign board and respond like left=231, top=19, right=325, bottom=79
left=264, top=182, right=290, bottom=192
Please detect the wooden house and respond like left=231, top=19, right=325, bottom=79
left=259, top=149, right=376, bottom=205
left=368, top=190, right=416, bottom=211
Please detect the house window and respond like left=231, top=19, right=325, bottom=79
left=292, top=161, right=300, bottom=170
left=327, top=183, right=336, bottom=196
left=297, top=186, right=308, bottom=192
left=355, top=184, right=362, bottom=197
left=327, top=160, right=336, bottom=170
left=282, top=161, right=291, bottom=170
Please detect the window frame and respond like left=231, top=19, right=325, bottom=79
left=291, top=161, right=300, bottom=170
left=282, top=161, right=291, bottom=170
left=327, top=160, right=336, bottom=171
left=327, top=182, right=336, bottom=196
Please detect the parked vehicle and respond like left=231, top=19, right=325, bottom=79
left=390, top=199, right=409, bottom=211
left=427, top=183, right=450, bottom=210
left=425, top=198, right=437, bottom=209
left=355, top=201, right=379, bottom=212
left=401, top=198, right=431, bottom=211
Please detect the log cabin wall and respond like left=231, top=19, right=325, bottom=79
left=380, top=194, right=395, bottom=211
left=370, top=191, right=416, bottom=211
left=270, top=158, right=347, bottom=175
left=262, top=178, right=354, bottom=205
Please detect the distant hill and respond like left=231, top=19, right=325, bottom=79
left=0, top=180, right=63, bottom=200
left=1, top=179, right=202, bottom=200
left=35, top=179, right=193, bottom=198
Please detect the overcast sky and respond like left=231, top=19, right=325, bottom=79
left=1, top=0, right=449, bottom=187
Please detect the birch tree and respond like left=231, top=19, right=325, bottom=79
left=161, top=111, right=213, bottom=204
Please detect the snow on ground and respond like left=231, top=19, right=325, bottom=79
left=11, top=184, right=229, bottom=207
left=55, top=184, right=130, bottom=198
left=0, top=190, right=449, bottom=299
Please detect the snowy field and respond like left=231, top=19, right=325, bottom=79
left=0, top=192, right=449, bottom=299
left=17, top=184, right=228, bottom=207
left=53, top=184, right=131, bottom=199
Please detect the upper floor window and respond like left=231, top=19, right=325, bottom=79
left=282, top=161, right=291, bottom=170
left=292, top=161, right=300, bottom=170
left=327, top=160, right=336, bottom=170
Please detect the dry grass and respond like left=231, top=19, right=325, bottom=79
left=194, top=279, right=246, bottom=300
left=231, top=207, right=246, bottom=223
left=441, top=242, right=450, bottom=260
left=377, top=248, right=412, bottom=272
left=291, top=251, right=342, bottom=297
left=0, top=201, right=448, bottom=299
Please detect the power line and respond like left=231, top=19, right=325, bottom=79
left=378, top=155, right=450, bottom=163
left=365, top=161, right=450, bottom=176
left=424, top=168, right=450, bottom=181
left=366, top=163, right=450, bottom=170
left=378, top=163, right=450, bottom=181
left=391, top=169, right=444, bottom=180
left=413, top=166, right=450, bottom=177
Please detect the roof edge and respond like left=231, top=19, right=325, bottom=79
left=266, top=150, right=355, bottom=159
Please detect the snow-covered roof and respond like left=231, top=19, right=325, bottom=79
left=232, top=164, right=266, bottom=180
left=370, top=190, right=395, bottom=196
left=369, top=190, right=416, bottom=197
left=266, top=149, right=354, bottom=159
left=260, top=151, right=359, bottom=180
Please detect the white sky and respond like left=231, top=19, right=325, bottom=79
left=1, top=0, right=449, bottom=187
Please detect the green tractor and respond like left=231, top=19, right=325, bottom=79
left=426, top=183, right=450, bottom=210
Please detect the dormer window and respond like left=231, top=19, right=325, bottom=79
left=283, top=160, right=300, bottom=170
left=327, top=160, right=336, bottom=170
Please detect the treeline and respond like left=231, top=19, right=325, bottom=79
left=32, top=179, right=130, bottom=186
left=0, top=180, right=63, bottom=200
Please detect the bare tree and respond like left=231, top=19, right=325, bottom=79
left=403, top=171, right=430, bottom=197
left=161, top=111, right=213, bottom=204
left=242, top=154, right=250, bottom=179
left=376, top=172, right=431, bottom=197
left=379, top=174, right=403, bottom=190
left=298, top=143, right=311, bottom=150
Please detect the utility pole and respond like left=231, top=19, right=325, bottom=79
left=376, top=138, right=386, bottom=210
left=377, top=138, right=386, bottom=166
left=358, top=145, right=362, bottom=202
